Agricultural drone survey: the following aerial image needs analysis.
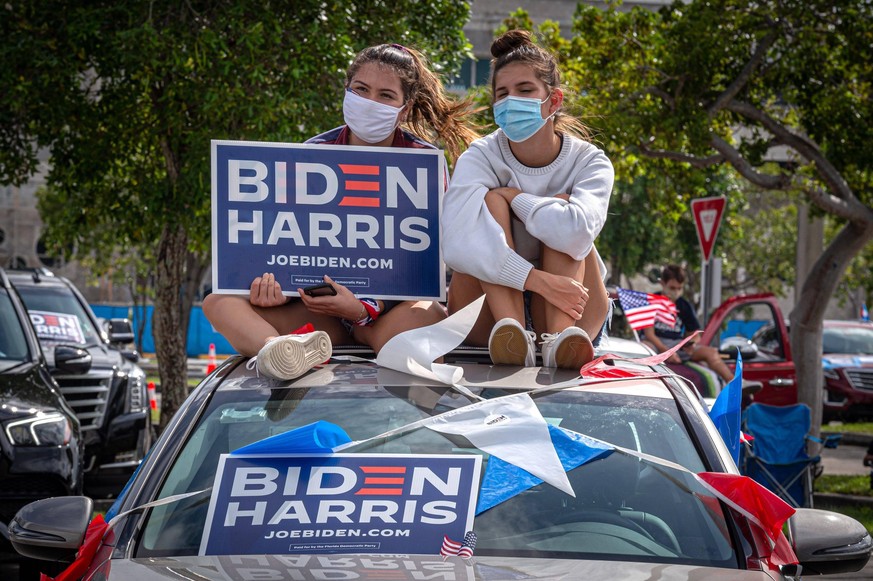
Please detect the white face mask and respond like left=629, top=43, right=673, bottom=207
left=342, top=89, right=404, bottom=143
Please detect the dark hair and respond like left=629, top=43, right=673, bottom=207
left=661, top=264, right=686, bottom=284
left=489, top=30, right=590, bottom=141
left=346, top=44, right=478, bottom=163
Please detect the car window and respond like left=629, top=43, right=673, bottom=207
left=0, top=289, right=30, bottom=364
left=136, top=384, right=736, bottom=568
left=14, top=285, right=101, bottom=347
left=823, top=325, right=873, bottom=355
left=711, top=302, right=785, bottom=361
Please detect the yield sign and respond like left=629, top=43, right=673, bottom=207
left=691, top=196, right=726, bottom=262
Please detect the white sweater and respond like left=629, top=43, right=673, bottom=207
left=441, top=130, right=614, bottom=290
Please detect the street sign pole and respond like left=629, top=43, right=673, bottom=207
left=692, top=196, right=726, bottom=325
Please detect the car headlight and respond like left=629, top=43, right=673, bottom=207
left=126, top=368, right=147, bottom=414
left=823, top=368, right=840, bottom=381
left=5, top=412, right=72, bottom=446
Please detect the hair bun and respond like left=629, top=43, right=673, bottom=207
left=490, top=29, right=533, bottom=59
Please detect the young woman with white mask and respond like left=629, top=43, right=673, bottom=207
left=204, top=44, right=477, bottom=380
left=441, top=30, right=614, bottom=369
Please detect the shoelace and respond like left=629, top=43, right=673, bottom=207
left=540, top=332, right=558, bottom=345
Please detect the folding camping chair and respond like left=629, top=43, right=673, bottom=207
left=741, top=403, right=840, bottom=508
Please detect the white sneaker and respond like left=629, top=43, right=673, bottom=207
left=247, top=331, right=332, bottom=380
left=541, top=327, right=594, bottom=369
left=489, top=318, right=536, bottom=366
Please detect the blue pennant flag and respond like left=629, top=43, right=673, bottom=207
left=231, top=420, right=352, bottom=455
left=709, top=352, right=743, bottom=465
left=476, top=424, right=613, bottom=514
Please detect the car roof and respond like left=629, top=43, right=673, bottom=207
left=824, top=319, right=873, bottom=328
left=217, top=356, right=676, bottom=400
left=5, top=268, right=71, bottom=287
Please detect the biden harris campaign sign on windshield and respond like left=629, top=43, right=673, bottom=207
left=211, top=140, right=446, bottom=300
left=200, top=453, right=481, bottom=556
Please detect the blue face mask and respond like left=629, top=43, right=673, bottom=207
left=493, top=94, right=555, bottom=142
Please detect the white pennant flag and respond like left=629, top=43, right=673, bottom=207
left=427, top=392, right=574, bottom=497
left=376, top=295, right=485, bottom=385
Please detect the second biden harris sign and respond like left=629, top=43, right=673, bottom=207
left=211, top=140, right=446, bottom=300
left=200, top=453, right=481, bottom=556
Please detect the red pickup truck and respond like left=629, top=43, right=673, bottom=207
left=612, top=292, right=797, bottom=406
left=698, top=293, right=797, bottom=407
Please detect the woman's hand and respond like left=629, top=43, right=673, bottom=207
left=249, top=273, right=288, bottom=307
left=525, top=269, right=589, bottom=320
left=298, top=275, right=364, bottom=321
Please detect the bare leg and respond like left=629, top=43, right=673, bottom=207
left=202, top=293, right=350, bottom=356
left=481, top=191, right=525, bottom=326
left=353, top=300, right=447, bottom=353
left=691, top=344, right=735, bottom=382
left=530, top=248, right=608, bottom=339
left=447, top=272, right=494, bottom=346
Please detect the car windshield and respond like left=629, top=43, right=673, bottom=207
left=0, top=289, right=30, bottom=367
left=14, top=284, right=101, bottom=348
left=136, top=374, right=738, bottom=569
left=823, top=324, right=873, bottom=355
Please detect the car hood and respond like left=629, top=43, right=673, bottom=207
left=0, top=362, right=65, bottom=421
left=823, top=354, right=873, bottom=370
left=101, top=555, right=776, bottom=580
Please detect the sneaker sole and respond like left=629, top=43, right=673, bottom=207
left=554, top=333, right=594, bottom=369
left=260, top=331, right=332, bottom=380
left=489, top=323, right=530, bottom=366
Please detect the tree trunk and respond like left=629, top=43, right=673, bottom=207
left=791, top=219, right=873, bottom=437
left=178, top=250, right=209, bottom=355
left=153, top=223, right=189, bottom=430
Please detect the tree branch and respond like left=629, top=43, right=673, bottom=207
left=708, top=30, right=779, bottom=115
left=637, top=142, right=723, bottom=167
left=727, top=101, right=862, bottom=208
left=708, top=134, right=791, bottom=189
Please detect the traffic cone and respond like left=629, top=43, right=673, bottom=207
left=147, top=382, right=157, bottom=411
left=206, top=343, right=217, bottom=374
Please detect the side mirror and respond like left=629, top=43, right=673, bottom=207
left=54, top=345, right=92, bottom=374
left=106, top=318, right=135, bottom=345
left=790, top=508, right=873, bottom=575
left=719, top=336, right=758, bottom=360
left=10, top=496, right=93, bottom=562
left=121, top=349, right=140, bottom=363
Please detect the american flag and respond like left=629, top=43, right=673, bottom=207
left=616, top=288, right=678, bottom=331
left=440, top=531, right=477, bottom=559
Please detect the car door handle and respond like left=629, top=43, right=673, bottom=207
left=768, top=378, right=795, bottom=387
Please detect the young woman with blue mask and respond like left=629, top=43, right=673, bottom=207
left=442, top=30, right=614, bottom=369
left=204, top=44, right=478, bottom=380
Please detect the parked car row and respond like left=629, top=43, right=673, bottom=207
left=1, top=268, right=153, bottom=577
left=5, top=269, right=153, bottom=495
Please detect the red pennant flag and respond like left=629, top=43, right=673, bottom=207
left=697, top=472, right=798, bottom=567
left=580, top=332, right=700, bottom=377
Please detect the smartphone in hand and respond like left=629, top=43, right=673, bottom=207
left=302, top=282, right=337, bottom=297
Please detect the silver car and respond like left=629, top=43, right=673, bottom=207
left=10, top=353, right=872, bottom=580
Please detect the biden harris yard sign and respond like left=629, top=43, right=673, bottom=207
left=211, top=140, right=446, bottom=300
left=200, top=453, right=481, bottom=556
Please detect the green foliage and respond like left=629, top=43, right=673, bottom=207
left=500, top=2, right=872, bottom=297
left=816, top=475, right=873, bottom=498
left=2, top=0, right=473, bottom=268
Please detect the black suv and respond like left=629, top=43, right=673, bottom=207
left=7, top=269, right=152, bottom=497
left=0, top=268, right=83, bottom=568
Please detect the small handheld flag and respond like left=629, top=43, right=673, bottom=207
left=616, top=288, right=678, bottom=331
